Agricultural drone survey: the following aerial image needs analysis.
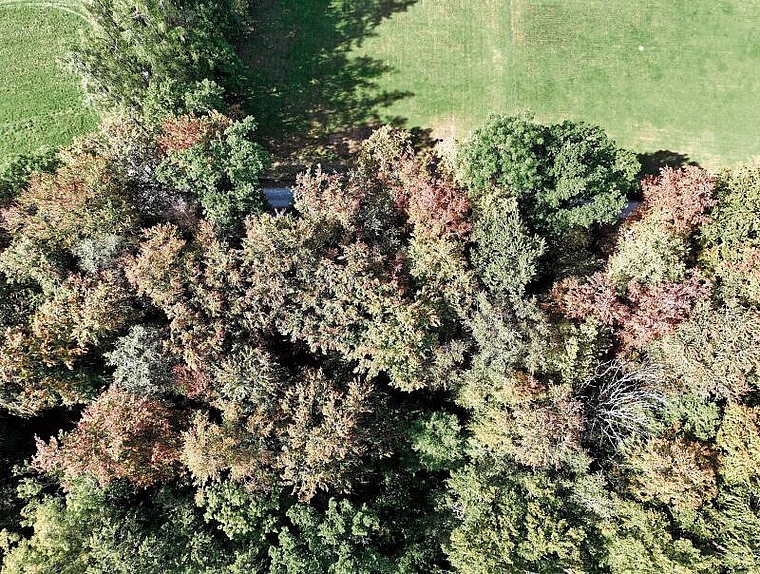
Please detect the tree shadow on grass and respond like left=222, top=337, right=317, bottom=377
left=636, top=149, right=700, bottom=179
left=238, top=0, right=420, bottom=162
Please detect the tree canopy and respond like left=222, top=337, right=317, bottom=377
left=0, top=3, right=759, bottom=572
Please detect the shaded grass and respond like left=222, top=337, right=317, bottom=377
left=351, top=0, right=760, bottom=168
left=238, top=0, right=418, bottom=160
left=0, top=5, right=95, bottom=158
left=352, top=0, right=511, bottom=139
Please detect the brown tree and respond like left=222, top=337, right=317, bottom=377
left=33, top=386, right=182, bottom=488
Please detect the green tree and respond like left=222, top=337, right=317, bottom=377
left=156, top=114, right=269, bottom=234
left=70, top=0, right=242, bottom=122
left=700, top=164, right=760, bottom=305
left=456, top=115, right=638, bottom=235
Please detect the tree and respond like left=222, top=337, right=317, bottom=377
left=469, top=378, right=587, bottom=470
left=607, top=219, right=690, bottom=287
left=650, top=301, right=760, bottom=401
left=700, top=164, right=760, bottom=305
left=638, top=166, right=715, bottom=235
left=278, top=370, right=376, bottom=501
left=409, top=411, right=465, bottom=472
left=156, top=113, right=269, bottom=233
left=577, top=361, right=665, bottom=450
left=715, top=404, right=760, bottom=488
left=69, top=0, right=242, bottom=122
left=626, top=435, right=718, bottom=520
left=29, top=271, right=136, bottom=369
left=0, top=154, right=138, bottom=290
left=619, top=276, right=712, bottom=350
left=1, top=479, right=238, bottom=574
left=470, top=193, right=545, bottom=303
left=0, top=270, right=135, bottom=416
left=124, top=221, right=243, bottom=368
left=447, top=462, right=598, bottom=573
left=601, top=166, right=714, bottom=291
left=106, top=325, right=174, bottom=396
left=33, top=386, right=182, bottom=488
left=455, top=115, right=638, bottom=235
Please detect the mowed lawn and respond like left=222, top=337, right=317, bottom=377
left=353, top=0, right=760, bottom=168
left=0, top=4, right=96, bottom=158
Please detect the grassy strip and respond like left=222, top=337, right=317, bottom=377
left=0, top=4, right=95, bottom=158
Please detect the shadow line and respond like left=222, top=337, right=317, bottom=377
left=238, top=0, right=420, bottom=161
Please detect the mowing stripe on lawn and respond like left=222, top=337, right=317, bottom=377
left=352, top=0, right=760, bottom=168
left=0, top=4, right=95, bottom=158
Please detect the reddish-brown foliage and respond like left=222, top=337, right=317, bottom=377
left=552, top=272, right=711, bottom=350
left=551, top=272, right=629, bottom=326
left=33, top=386, right=182, bottom=489
left=640, top=166, right=716, bottom=235
left=395, top=157, right=471, bottom=239
left=124, top=223, right=237, bottom=367
left=156, top=112, right=232, bottom=154
left=621, top=276, right=712, bottom=350
left=1, top=155, right=135, bottom=251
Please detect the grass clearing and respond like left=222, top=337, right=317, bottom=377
left=0, top=3, right=95, bottom=158
left=352, top=0, right=760, bottom=168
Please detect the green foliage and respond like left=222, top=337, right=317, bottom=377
left=196, top=480, right=281, bottom=544
left=702, top=489, right=760, bottom=573
left=607, top=219, right=689, bottom=286
left=543, top=121, right=638, bottom=231
left=701, top=164, right=760, bottom=259
left=715, top=404, right=760, bottom=488
left=269, top=499, right=394, bottom=574
left=600, top=498, right=716, bottom=574
left=156, top=114, right=269, bottom=233
left=70, top=0, right=242, bottom=122
left=410, top=411, right=465, bottom=472
left=625, top=435, right=718, bottom=521
left=662, top=394, right=721, bottom=442
left=447, top=463, right=596, bottom=573
left=456, top=115, right=636, bottom=235
left=650, top=301, right=760, bottom=401
left=1, top=480, right=237, bottom=574
left=700, top=164, right=760, bottom=305
left=470, top=194, right=545, bottom=302
left=456, top=115, right=547, bottom=193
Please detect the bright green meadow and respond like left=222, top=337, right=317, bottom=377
left=0, top=3, right=95, bottom=158
left=353, top=0, right=760, bottom=168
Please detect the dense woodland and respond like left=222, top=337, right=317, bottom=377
left=1, top=1, right=760, bottom=572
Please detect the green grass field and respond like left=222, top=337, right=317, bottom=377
left=0, top=3, right=95, bottom=158
left=352, top=0, right=760, bottom=168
